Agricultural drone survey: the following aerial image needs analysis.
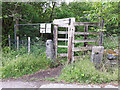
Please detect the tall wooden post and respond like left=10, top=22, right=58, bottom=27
left=53, top=25, right=58, bottom=59
left=84, top=25, right=88, bottom=47
left=67, top=18, right=75, bottom=64
left=100, top=19, right=104, bottom=46
left=17, top=36, right=19, bottom=51
left=28, top=37, right=30, bottom=53
left=8, top=35, right=11, bottom=48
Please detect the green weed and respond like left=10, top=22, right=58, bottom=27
left=59, top=55, right=118, bottom=84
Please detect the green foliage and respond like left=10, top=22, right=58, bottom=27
left=1, top=44, right=52, bottom=78
left=83, top=2, right=119, bottom=34
left=103, top=36, right=118, bottom=49
left=59, top=56, right=118, bottom=84
left=1, top=53, right=51, bottom=78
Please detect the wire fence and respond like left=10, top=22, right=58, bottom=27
left=8, top=35, right=46, bottom=54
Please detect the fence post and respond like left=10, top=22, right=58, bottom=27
left=99, top=16, right=104, bottom=46
left=22, top=40, right=23, bottom=47
left=91, top=46, right=104, bottom=69
left=28, top=37, right=30, bottom=53
left=53, top=25, right=58, bottom=59
left=84, top=25, right=88, bottom=47
left=8, top=35, right=11, bottom=48
left=67, top=18, right=75, bottom=64
left=17, top=36, right=19, bottom=51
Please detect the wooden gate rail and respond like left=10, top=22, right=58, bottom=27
left=53, top=17, right=103, bottom=64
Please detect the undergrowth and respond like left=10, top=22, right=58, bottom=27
left=1, top=44, right=52, bottom=78
left=59, top=55, right=118, bottom=84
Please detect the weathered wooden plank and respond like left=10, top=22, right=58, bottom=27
left=58, top=38, right=68, bottom=41
left=73, top=47, right=92, bottom=51
left=58, top=45, right=68, bottom=48
left=59, top=53, right=67, bottom=57
left=74, top=32, right=99, bottom=35
left=53, top=18, right=69, bottom=24
left=72, top=25, right=75, bottom=63
left=53, top=18, right=74, bottom=25
left=53, top=25, right=58, bottom=58
left=74, top=56, right=81, bottom=60
left=58, top=24, right=69, bottom=27
left=58, top=31, right=68, bottom=34
left=74, top=39, right=98, bottom=43
left=74, top=22, right=100, bottom=26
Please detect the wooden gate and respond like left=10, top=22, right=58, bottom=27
left=53, top=17, right=102, bottom=64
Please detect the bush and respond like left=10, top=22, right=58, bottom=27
left=1, top=52, right=51, bottom=78
left=59, top=56, right=118, bottom=84
left=1, top=43, right=52, bottom=78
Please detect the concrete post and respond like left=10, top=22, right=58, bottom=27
left=46, top=40, right=55, bottom=60
left=91, top=46, right=104, bottom=69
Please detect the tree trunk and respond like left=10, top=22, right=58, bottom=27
left=49, top=2, right=56, bottom=23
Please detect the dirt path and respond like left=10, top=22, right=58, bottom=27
left=20, top=65, right=63, bottom=81
left=1, top=65, right=63, bottom=88
left=1, top=65, right=118, bottom=88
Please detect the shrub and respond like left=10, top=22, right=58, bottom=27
left=1, top=53, right=51, bottom=78
left=1, top=43, right=52, bottom=78
left=59, top=56, right=118, bottom=84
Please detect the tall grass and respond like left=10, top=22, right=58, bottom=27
left=1, top=42, right=52, bottom=78
left=59, top=56, right=118, bottom=84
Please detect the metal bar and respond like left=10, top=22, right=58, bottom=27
left=15, top=23, right=53, bottom=26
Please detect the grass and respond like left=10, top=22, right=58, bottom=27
left=1, top=53, right=51, bottom=78
left=58, top=55, right=118, bottom=84
left=103, top=35, right=118, bottom=49
left=1, top=42, right=52, bottom=78
left=1, top=35, right=118, bottom=84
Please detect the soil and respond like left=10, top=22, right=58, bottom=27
left=1, top=65, right=63, bottom=88
left=1, top=65, right=118, bottom=88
